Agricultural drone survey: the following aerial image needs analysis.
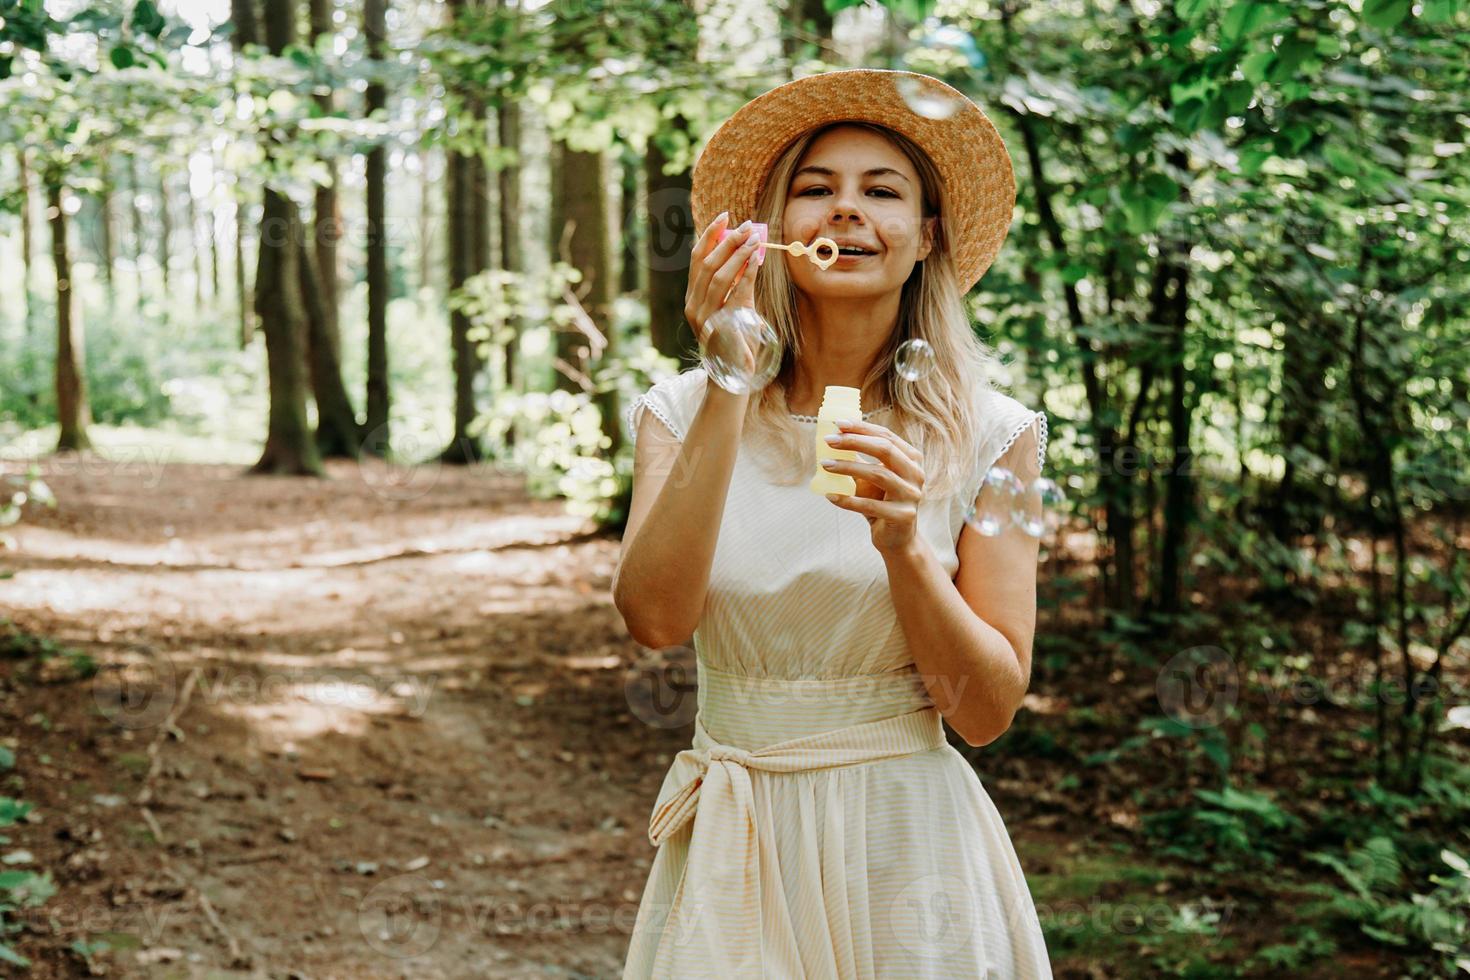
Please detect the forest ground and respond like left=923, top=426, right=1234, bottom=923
left=0, top=448, right=1427, bottom=978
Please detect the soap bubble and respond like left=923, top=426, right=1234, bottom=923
left=894, top=338, right=936, bottom=383
left=963, top=466, right=1024, bottom=537
left=894, top=74, right=964, bottom=121
left=1012, top=476, right=1066, bottom=538
left=700, top=306, right=781, bottom=395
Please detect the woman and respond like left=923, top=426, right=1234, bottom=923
left=614, top=68, right=1053, bottom=978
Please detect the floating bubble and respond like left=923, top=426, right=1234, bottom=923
left=963, top=465, right=1024, bottom=537
left=700, top=306, right=781, bottom=395
left=894, top=338, right=936, bottom=383
left=894, top=75, right=964, bottom=121
left=1012, top=476, right=1066, bottom=538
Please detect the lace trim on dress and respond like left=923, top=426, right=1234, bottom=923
left=961, top=410, right=1048, bottom=504
left=627, top=393, right=683, bottom=443
left=788, top=405, right=892, bottom=423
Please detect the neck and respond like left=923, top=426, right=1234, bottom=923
left=787, top=289, right=900, bottom=414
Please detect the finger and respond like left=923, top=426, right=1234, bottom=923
left=688, top=218, right=749, bottom=315
left=820, top=459, right=918, bottom=500
left=706, top=235, right=763, bottom=310
left=825, top=492, right=915, bottom=522
left=824, top=431, right=924, bottom=485
left=835, top=418, right=923, bottom=466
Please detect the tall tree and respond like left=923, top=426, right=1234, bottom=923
left=440, top=0, right=488, bottom=464
left=157, top=172, right=171, bottom=296
left=363, top=0, right=391, bottom=450
left=617, top=147, right=640, bottom=296
left=644, top=124, right=696, bottom=366
left=47, top=179, right=92, bottom=452
left=550, top=138, right=619, bottom=454
left=17, top=148, right=34, bottom=333
left=246, top=0, right=323, bottom=475
left=96, top=159, right=114, bottom=297
left=308, top=0, right=341, bottom=338
left=125, top=154, right=145, bottom=310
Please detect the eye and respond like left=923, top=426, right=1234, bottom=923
left=796, top=187, right=900, bottom=197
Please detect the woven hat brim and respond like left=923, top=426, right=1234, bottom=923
left=690, top=69, right=1016, bottom=293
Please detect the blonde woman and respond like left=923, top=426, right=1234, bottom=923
left=615, top=69, right=1053, bottom=978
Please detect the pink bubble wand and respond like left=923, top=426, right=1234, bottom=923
left=718, top=223, right=839, bottom=271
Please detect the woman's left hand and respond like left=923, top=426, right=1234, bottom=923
left=821, top=418, right=925, bottom=554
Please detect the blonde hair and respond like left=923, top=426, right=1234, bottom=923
left=741, top=120, right=1003, bottom=499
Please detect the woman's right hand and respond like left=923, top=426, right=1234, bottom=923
left=685, top=213, right=763, bottom=347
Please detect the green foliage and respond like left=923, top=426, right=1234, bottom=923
left=0, top=790, right=54, bottom=968
left=1303, top=836, right=1470, bottom=974
left=1141, top=781, right=1305, bottom=868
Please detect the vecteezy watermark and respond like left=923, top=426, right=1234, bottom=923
left=1156, top=645, right=1239, bottom=729
left=888, top=871, right=978, bottom=961
left=0, top=442, right=173, bottom=490
left=623, top=645, right=699, bottom=729
left=356, top=411, right=448, bottom=503
left=358, top=873, right=443, bottom=959
left=92, top=650, right=179, bottom=731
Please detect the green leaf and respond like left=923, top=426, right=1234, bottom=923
left=823, top=0, right=867, bottom=12
left=0, top=747, right=11, bottom=770
left=1123, top=187, right=1169, bottom=235
left=1178, top=0, right=1215, bottom=21
left=1268, top=38, right=1315, bottom=82
left=1283, top=122, right=1313, bottom=153
left=108, top=45, right=135, bottom=70
left=1421, top=0, right=1458, bottom=23
left=1241, top=49, right=1275, bottom=83
left=131, top=0, right=165, bottom=38
left=1323, top=142, right=1361, bottom=177
left=1143, top=172, right=1180, bottom=201
left=1222, top=1, right=1278, bottom=42
left=1362, top=0, right=1411, bottom=29
left=1172, top=97, right=1208, bottom=132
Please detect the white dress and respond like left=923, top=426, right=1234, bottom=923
left=621, top=366, right=1054, bottom=979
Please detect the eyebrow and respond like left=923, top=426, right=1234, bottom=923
left=794, top=165, right=912, bottom=185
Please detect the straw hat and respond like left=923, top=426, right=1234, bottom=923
left=689, top=68, right=1016, bottom=293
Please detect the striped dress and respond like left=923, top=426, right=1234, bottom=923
left=621, top=366, right=1054, bottom=979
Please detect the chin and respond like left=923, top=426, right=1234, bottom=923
left=796, top=275, right=901, bottom=301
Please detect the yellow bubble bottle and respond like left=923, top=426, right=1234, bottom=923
left=809, top=385, right=861, bottom=496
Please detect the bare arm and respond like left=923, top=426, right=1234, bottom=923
left=613, top=213, right=764, bottom=648
left=883, top=421, right=1044, bottom=747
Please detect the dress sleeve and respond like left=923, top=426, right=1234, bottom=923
left=960, top=388, right=1049, bottom=504
left=625, top=367, right=709, bottom=446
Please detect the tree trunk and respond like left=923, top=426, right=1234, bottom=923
left=418, top=149, right=434, bottom=293
left=440, top=0, right=487, bottom=465
left=364, top=0, right=391, bottom=453
left=236, top=197, right=252, bottom=346
left=249, top=0, right=323, bottom=476
left=209, top=198, right=220, bottom=299
left=48, top=179, right=92, bottom=452
left=551, top=140, right=619, bottom=454
left=309, top=0, right=340, bottom=342
left=618, top=147, right=640, bottom=295
left=232, top=0, right=258, bottom=348
left=186, top=181, right=204, bottom=308
left=298, top=207, right=360, bottom=458
left=781, top=0, right=835, bottom=65
left=97, top=160, right=115, bottom=296
left=157, top=173, right=172, bottom=296
left=126, top=154, right=145, bottom=308
left=497, top=104, right=522, bottom=405
left=18, top=149, right=34, bottom=332
left=644, top=128, right=696, bottom=366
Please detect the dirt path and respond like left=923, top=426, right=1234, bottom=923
left=1, top=455, right=690, bottom=978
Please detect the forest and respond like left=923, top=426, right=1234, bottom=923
left=0, top=0, right=1468, bottom=975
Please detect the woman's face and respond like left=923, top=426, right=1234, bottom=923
left=781, top=125, right=935, bottom=302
